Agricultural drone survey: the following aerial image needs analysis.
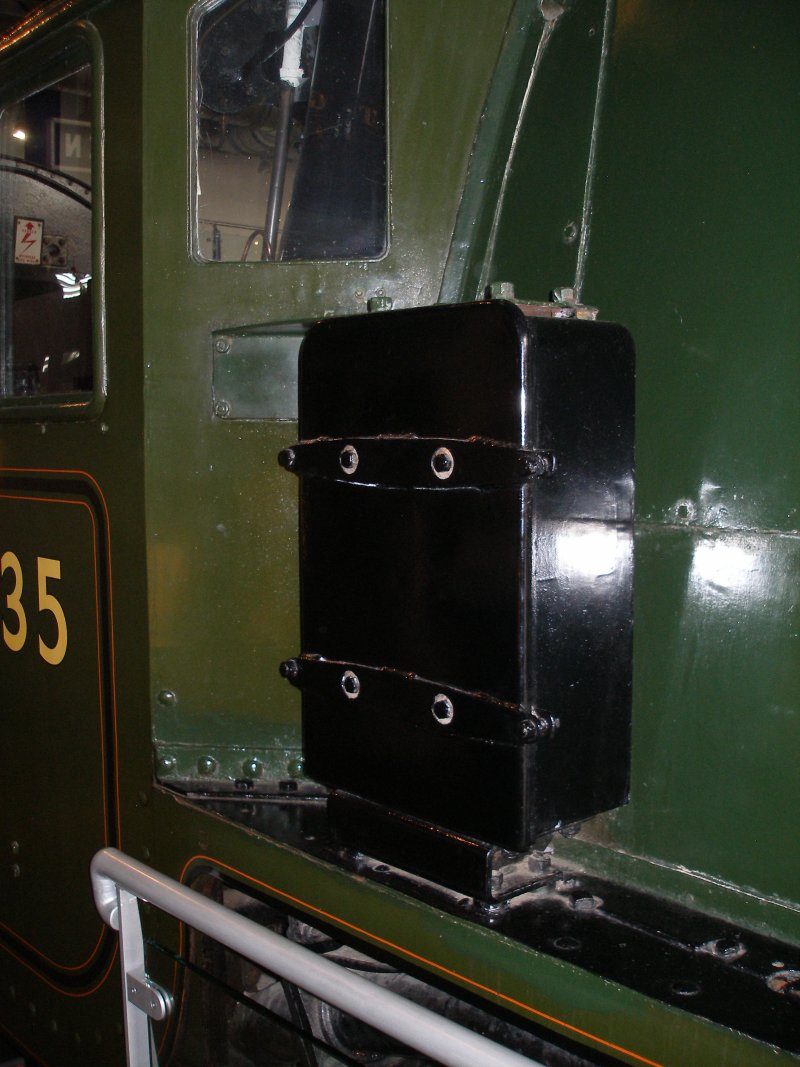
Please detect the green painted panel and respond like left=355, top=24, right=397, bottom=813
left=142, top=0, right=517, bottom=784
left=487, top=0, right=800, bottom=533
left=572, top=0, right=800, bottom=909
left=585, top=0, right=800, bottom=534
left=0, top=485, right=108, bottom=965
left=210, top=324, right=305, bottom=422
left=0, top=1, right=780, bottom=1062
left=483, top=0, right=800, bottom=934
left=0, top=2, right=149, bottom=1062
left=477, top=0, right=609, bottom=303
left=593, top=524, right=799, bottom=903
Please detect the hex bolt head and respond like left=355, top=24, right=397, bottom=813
left=570, top=892, right=598, bottom=912
left=367, top=295, right=393, bottom=312
left=520, top=716, right=553, bottom=740
left=431, top=447, right=455, bottom=481
left=341, top=670, right=361, bottom=700
left=488, top=281, right=516, bottom=300
left=278, top=447, right=297, bottom=471
left=279, top=659, right=301, bottom=681
left=431, top=693, right=455, bottom=725
left=526, top=452, right=555, bottom=477
left=553, top=286, right=576, bottom=304
left=339, top=444, right=359, bottom=475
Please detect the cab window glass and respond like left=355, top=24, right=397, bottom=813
left=195, top=0, right=386, bottom=262
left=0, top=63, right=93, bottom=399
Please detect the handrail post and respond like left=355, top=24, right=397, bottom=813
left=92, top=847, right=542, bottom=1067
left=115, top=884, right=172, bottom=1066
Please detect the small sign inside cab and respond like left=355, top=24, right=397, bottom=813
left=14, top=215, right=43, bottom=265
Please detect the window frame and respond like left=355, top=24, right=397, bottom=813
left=0, top=24, right=105, bottom=421
left=189, top=0, right=390, bottom=266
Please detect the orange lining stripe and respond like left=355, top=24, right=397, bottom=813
left=181, top=853, right=665, bottom=1067
left=0, top=492, right=107, bottom=972
left=0, top=1019, right=53, bottom=1067
left=0, top=916, right=106, bottom=978
left=0, top=937, right=117, bottom=1000
left=0, top=465, right=120, bottom=844
left=0, top=492, right=109, bottom=845
left=0, top=468, right=119, bottom=994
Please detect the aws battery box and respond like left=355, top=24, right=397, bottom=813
left=280, top=299, right=634, bottom=882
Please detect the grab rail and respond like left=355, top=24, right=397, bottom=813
left=91, top=847, right=543, bottom=1067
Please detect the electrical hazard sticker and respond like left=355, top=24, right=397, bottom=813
left=14, top=216, right=44, bottom=265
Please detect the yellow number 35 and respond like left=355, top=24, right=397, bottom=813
left=1, top=552, right=67, bottom=665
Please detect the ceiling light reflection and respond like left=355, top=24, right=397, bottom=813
left=55, top=271, right=91, bottom=299
left=690, top=538, right=757, bottom=592
left=555, top=524, right=623, bottom=580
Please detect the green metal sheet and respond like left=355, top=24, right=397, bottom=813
left=210, top=324, right=306, bottom=423
left=454, top=0, right=610, bottom=305
left=0, top=2, right=148, bottom=1062
left=142, top=0, right=517, bottom=783
left=578, top=525, right=800, bottom=913
left=587, top=0, right=800, bottom=534
left=1, top=0, right=795, bottom=1062
left=483, top=0, right=800, bottom=945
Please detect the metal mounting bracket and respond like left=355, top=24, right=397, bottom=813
left=115, top=884, right=173, bottom=1064
left=126, top=970, right=172, bottom=1021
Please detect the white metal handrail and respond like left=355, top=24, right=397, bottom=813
left=91, top=847, right=543, bottom=1067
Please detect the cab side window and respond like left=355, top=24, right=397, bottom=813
left=0, top=58, right=94, bottom=400
left=195, top=0, right=386, bottom=262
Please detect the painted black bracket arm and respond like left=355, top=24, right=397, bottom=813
left=278, top=435, right=555, bottom=489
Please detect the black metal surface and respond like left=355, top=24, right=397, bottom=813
left=281, top=299, right=634, bottom=854
left=278, top=434, right=554, bottom=488
left=188, top=796, right=800, bottom=1056
left=329, top=791, right=508, bottom=901
left=281, top=654, right=558, bottom=745
left=280, top=0, right=386, bottom=260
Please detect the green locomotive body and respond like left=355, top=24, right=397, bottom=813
left=0, top=1, right=797, bottom=1064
